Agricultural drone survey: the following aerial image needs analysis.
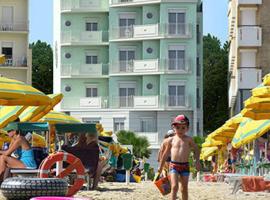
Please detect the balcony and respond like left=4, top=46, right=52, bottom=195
left=61, top=64, right=109, bottom=77
left=238, top=68, right=262, bottom=89
left=111, top=96, right=159, bottom=109
left=238, top=26, right=262, bottom=47
left=164, top=95, right=191, bottom=109
left=110, top=23, right=192, bottom=41
left=61, top=0, right=109, bottom=12
left=61, top=97, right=108, bottom=110
left=61, top=31, right=109, bottom=45
left=136, top=132, right=159, bottom=146
left=110, top=59, right=191, bottom=75
left=0, top=56, right=28, bottom=67
left=237, top=0, right=262, bottom=5
left=0, top=21, right=28, bottom=32
left=110, top=0, right=161, bottom=7
left=228, top=77, right=237, bottom=108
left=110, top=59, right=159, bottom=75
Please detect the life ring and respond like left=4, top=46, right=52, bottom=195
left=39, top=152, right=85, bottom=197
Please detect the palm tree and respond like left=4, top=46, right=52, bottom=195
left=116, top=130, right=151, bottom=158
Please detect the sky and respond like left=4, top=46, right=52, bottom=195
left=29, top=0, right=228, bottom=45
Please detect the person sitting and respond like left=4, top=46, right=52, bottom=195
left=0, top=123, right=37, bottom=180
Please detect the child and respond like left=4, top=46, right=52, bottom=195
left=158, top=115, right=200, bottom=200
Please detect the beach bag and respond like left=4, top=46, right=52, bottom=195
left=154, top=175, right=171, bottom=196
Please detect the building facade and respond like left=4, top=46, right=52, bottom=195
left=0, top=0, right=32, bottom=84
left=54, top=0, right=203, bottom=168
left=228, top=0, right=270, bottom=116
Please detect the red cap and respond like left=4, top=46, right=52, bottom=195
left=171, top=115, right=190, bottom=126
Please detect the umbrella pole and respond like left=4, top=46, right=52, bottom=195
left=265, top=142, right=268, bottom=160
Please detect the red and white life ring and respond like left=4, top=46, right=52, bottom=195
left=39, top=152, right=85, bottom=196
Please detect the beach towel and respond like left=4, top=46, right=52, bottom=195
left=242, top=176, right=270, bottom=192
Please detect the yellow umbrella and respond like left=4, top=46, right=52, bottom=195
left=0, top=129, right=11, bottom=149
left=0, top=106, right=27, bottom=128
left=0, top=77, right=51, bottom=106
left=241, top=108, right=270, bottom=120
left=0, top=54, right=5, bottom=64
left=200, top=147, right=218, bottom=160
left=202, top=138, right=225, bottom=148
left=232, top=118, right=270, bottom=149
left=225, top=114, right=246, bottom=129
left=263, top=74, right=270, bottom=86
left=252, top=84, right=270, bottom=98
left=244, top=96, right=270, bottom=110
left=38, top=111, right=80, bottom=124
left=19, top=93, right=63, bottom=122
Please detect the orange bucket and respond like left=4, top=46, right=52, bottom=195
left=154, top=175, right=171, bottom=196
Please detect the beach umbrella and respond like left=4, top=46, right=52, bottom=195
left=202, top=138, right=225, bottom=148
left=244, top=96, right=270, bottom=110
left=225, top=114, right=246, bottom=129
left=263, top=74, right=270, bottom=86
left=200, top=147, right=218, bottom=160
left=19, top=93, right=63, bottom=122
left=0, top=129, right=11, bottom=149
left=0, top=77, right=51, bottom=106
left=241, top=108, right=270, bottom=120
left=0, top=54, right=5, bottom=64
left=231, top=118, right=270, bottom=149
left=0, top=106, right=27, bottom=128
left=38, top=111, right=80, bottom=124
left=252, top=84, right=270, bottom=98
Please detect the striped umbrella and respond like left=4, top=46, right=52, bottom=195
left=0, top=77, right=51, bottom=106
left=232, top=118, right=270, bottom=149
left=19, top=93, right=63, bottom=122
left=0, top=106, right=27, bottom=128
left=200, top=147, right=218, bottom=160
left=241, top=108, right=270, bottom=120
left=38, top=111, right=80, bottom=124
left=202, top=138, right=225, bottom=148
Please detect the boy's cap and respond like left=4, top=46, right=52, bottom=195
left=3, top=122, right=18, bottom=132
left=172, top=115, right=189, bottom=126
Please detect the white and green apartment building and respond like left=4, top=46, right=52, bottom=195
left=0, top=0, right=32, bottom=84
left=54, top=0, right=203, bottom=168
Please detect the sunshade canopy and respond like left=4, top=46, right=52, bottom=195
left=241, top=108, right=270, bottom=120
left=200, top=147, right=218, bottom=160
left=0, top=106, right=26, bottom=128
left=19, top=93, right=63, bottom=122
left=252, top=84, right=270, bottom=98
left=54, top=123, right=97, bottom=135
left=232, top=118, right=270, bottom=149
left=244, top=96, right=270, bottom=110
left=202, top=138, right=225, bottom=148
left=38, top=111, right=80, bottom=124
left=0, top=77, right=52, bottom=106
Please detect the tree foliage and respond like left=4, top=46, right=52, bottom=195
left=203, top=34, right=229, bottom=135
left=30, top=40, right=53, bottom=94
left=116, top=130, right=151, bottom=158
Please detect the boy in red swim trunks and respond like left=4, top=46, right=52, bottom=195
left=158, top=115, right=201, bottom=200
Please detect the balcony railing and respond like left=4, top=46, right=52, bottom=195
left=111, top=0, right=161, bottom=6
left=110, top=23, right=192, bottom=40
left=136, top=132, right=159, bottom=146
left=61, top=64, right=109, bottom=77
left=61, top=0, right=109, bottom=12
left=111, top=95, right=159, bottom=109
left=0, top=21, right=28, bottom=32
left=110, top=59, right=191, bottom=74
left=164, top=95, right=190, bottom=108
left=61, top=97, right=108, bottom=109
left=237, top=0, right=262, bottom=5
left=0, top=56, right=27, bottom=67
left=238, top=26, right=262, bottom=47
left=238, top=68, right=262, bottom=89
left=61, top=31, right=109, bottom=44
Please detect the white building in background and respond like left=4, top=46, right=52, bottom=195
left=0, top=0, right=32, bottom=84
left=228, top=0, right=270, bottom=116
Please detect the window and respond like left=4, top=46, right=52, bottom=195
left=2, top=7, right=13, bottom=31
left=197, top=57, right=201, bottom=77
left=114, top=118, right=125, bottom=132
left=86, top=55, right=98, bottom=64
left=140, top=118, right=156, bottom=132
left=2, top=42, right=13, bottom=66
left=168, top=49, right=185, bottom=70
left=82, top=118, right=100, bottom=124
left=119, top=49, right=135, bottom=72
left=86, top=22, right=98, bottom=31
left=168, top=83, right=185, bottom=106
left=197, top=121, right=200, bottom=133
left=197, top=88, right=200, bottom=109
left=119, top=14, right=135, bottom=38
left=168, top=10, right=185, bottom=35
left=86, top=86, right=98, bottom=97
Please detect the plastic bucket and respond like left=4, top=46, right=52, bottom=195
left=154, top=175, right=171, bottom=196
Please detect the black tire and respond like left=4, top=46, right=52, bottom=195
left=1, top=177, right=68, bottom=200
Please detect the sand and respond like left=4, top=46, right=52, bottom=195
left=1, top=181, right=270, bottom=200
left=75, top=181, right=270, bottom=200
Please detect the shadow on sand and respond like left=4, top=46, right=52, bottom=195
left=97, top=187, right=134, bottom=192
